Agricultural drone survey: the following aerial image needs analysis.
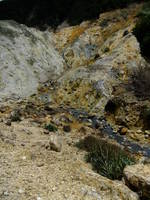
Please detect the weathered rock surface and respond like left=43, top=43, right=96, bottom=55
left=53, top=4, right=144, bottom=115
left=124, top=164, right=150, bottom=199
left=0, top=20, right=65, bottom=101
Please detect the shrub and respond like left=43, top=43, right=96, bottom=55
left=45, top=123, right=58, bottom=132
left=0, top=0, right=145, bottom=29
left=131, top=62, right=150, bottom=99
left=77, top=136, right=135, bottom=180
left=68, top=0, right=142, bottom=25
left=133, top=1, right=150, bottom=58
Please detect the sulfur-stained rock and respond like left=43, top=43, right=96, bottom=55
left=53, top=5, right=144, bottom=115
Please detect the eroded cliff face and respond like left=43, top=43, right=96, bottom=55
left=0, top=4, right=148, bottom=139
left=0, top=20, right=65, bottom=101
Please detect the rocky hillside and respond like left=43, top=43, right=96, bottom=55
left=54, top=4, right=142, bottom=114
left=0, top=2, right=150, bottom=200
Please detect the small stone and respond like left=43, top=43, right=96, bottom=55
left=5, top=119, right=11, bottom=126
left=120, top=127, right=128, bottom=135
left=18, top=189, right=24, bottom=194
left=59, top=115, right=72, bottom=123
left=37, top=163, right=44, bottom=167
left=43, top=130, right=49, bottom=135
left=49, top=135, right=62, bottom=152
left=52, top=187, right=57, bottom=192
left=145, top=135, right=149, bottom=139
left=137, top=130, right=142, bottom=134
left=145, top=130, right=150, bottom=135
left=22, top=156, right=26, bottom=160
left=3, top=191, right=9, bottom=196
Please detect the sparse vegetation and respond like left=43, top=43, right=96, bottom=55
left=131, top=62, right=150, bottom=99
left=77, top=136, right=135, bottom=180
left=10, top=110, right=21, bottom=122
left=45, top=123, right=58, bottom=132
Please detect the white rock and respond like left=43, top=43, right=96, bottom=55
left=18, top=189, right=24, bottom=194
left=49, top=134, right=62, bottom=152
left=0, top=20, right=65, bottom=101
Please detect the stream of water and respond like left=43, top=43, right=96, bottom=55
left=68, top=108, right=150, bottom=157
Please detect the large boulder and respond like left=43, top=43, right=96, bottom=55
left=124, top=164, right=150, bottom=199
left=0, top=20, right=65, bottom=101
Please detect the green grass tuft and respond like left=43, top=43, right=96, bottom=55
left=77, top=136, right=135, bottom=180
left=45, top=123, right=58, bottom=132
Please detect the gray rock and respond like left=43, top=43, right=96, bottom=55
left=0, top=20, right=65, bottom=101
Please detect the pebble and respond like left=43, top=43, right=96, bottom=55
left=137, top=130, right=142, bottom=134
left=37, top=197, right=42, bottom=200
left=37, top=163, right=45, bottom=167
left=44, top=130, right=49, bottom=135
left=52, top=186, right=57, bottom=192
left=120, top=127, right=128, bottom=135
left=5, top=119, right=11, bottom=126
left=18, top=189, right=24, bottom=194
left=49, top=135, right=62, bottom=152
left=22, top=156, right=26, bottom=160
left=145, top=130, right=150, bottom=135
left=145, top=135, right=149, bottom=139
left=3, top=191, right=9, bottom=196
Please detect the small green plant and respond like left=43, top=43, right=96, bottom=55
left=10, top=110, right=21, bottom=122
left=77, top=136, right=135, bottom=180
left=45, top=123, right=58, bottom=132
